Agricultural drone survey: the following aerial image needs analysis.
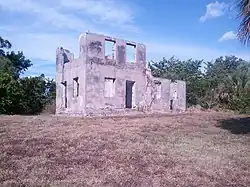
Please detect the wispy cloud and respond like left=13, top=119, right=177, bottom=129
left=219, top=31, right=237, bottom=42
left=0, top=0, right=96, bottom=31
left=0, top=0, right=138, bottom=33
left=60, top=0, right=139, bottom=32
left=0, top=0, right=140, bottom=76
left=200, top=1, right=227, bottom=22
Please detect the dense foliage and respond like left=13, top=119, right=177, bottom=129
left=149, top=55, right=250, bottom=113
left=0, top=36, right=55, bottom=114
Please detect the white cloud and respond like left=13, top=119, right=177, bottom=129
left=0, top=0, right=138, bottom=32
left=200, top=1, right=227, bottom=22
left=0, top=0, right=97, bottom=31
left=60, top=0, right=138, bottom=32
left=219, top=31, right=237, bottom=42
left=0, top=0, right=139, bottom=77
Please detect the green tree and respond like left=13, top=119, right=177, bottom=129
left=5, top=51, right=32, bottom=79
left=149, top=56, right=209, bottom=106
left=0, top=36, right=32, bottom=79
left=0, top=56, right=14, bottom=75
left=238, top=0, right=250, bottom=45
left=0, top=72, right=23, bottom=114
left=205, top=56, right=245, bottom=87
left=204, top=56, right=250, bottom=105
left=0, top=36, right=11, bottom=56
left=0, top=36, right=56, bottom=115
left=149, top=55, right=250, bottom=113
left=219, top=62, right=250, bottom=113
left=0, top=37, right=23, bottom=114
left=19, top=75, right=47, bottom=114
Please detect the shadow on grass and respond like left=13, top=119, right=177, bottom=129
left=218, top=117, right=250, bottom=135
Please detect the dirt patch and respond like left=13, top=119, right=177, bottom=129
left=0, top=112, right=249, bottom=186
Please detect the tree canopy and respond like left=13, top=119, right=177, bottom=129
left=0, top=36, right=55, bottom=114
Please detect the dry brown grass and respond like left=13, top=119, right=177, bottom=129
left=0, top=112, right=249, bottom=187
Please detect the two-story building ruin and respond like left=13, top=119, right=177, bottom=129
left=56, top=32, right=186, bottom=116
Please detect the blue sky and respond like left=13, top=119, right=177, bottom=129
left=0, top=0, right=249, bottom=79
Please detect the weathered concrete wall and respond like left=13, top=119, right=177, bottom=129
left=177, top=80, right=186, bottom=111
left=56, top=46, right=86, bottom=115
left=170, top=80, right=186, bottom=111
left=83, top=32, right=147, bottom=115
left=151, top=78, right=171, bottom=111
left=56, top=32, right=186, bottom=116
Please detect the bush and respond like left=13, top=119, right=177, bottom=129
left=229, top=93, right=250, bottom=114
left=42, top=99, right=56, bottom=114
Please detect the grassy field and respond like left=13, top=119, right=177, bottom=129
left=0, top=112, right=249, bottom=187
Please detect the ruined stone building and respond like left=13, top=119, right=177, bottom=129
left=56, top=32, right=186, bottom=116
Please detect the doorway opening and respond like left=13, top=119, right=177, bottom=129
left=125, top=80, right=135, bottom=108
left=61, top=81, right=67, bottom=108
left=170, top=99, right=173, bottom=110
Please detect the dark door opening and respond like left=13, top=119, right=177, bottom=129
left=61, top=81, right=67, bottom=108
left=125, top=80, right=135, bottom=108
left=170, top=99, right=173, bottom=110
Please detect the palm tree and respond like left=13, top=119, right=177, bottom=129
left=238, top=0, right=250, bottom=45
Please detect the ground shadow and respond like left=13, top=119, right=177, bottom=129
left=218, top=117, right=250, bottom=135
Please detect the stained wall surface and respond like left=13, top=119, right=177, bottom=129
left=56, top=32, right=186, bottom=116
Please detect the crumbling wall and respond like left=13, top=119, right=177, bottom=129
left=82, top=32, right=147, bottom=115
left=56, top=32, right=186, bottom=116
left=176, top=80, right=186, bottom=111
left=56, top=46, right=86, bottom=115
left=136, top=68, right=186, bottom=113
left=170, top=80, right=186, bottom=112
left=137, top=69, right=171, bottom=112
left=137, top=69, right=156, bottom=112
